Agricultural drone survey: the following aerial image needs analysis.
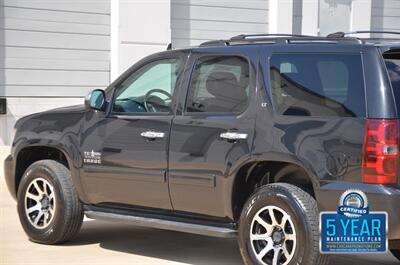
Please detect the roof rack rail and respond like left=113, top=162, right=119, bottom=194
left=328, top=31, right=400, bottom=38
left=230, top=33, right=313, bottom=40
left=199, top=40, right=229, bottom=47
left=199, top=33, right=364, bottom=47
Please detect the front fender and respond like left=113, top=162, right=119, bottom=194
left=9, top=108, right=89, bottom=203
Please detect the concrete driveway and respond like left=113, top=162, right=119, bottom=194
left=0, top=147, right=399, bottom=265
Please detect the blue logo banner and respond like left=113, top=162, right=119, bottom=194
left=320, top=189, right=388, bottom=254
left=320, top=212, right=387, bottom=253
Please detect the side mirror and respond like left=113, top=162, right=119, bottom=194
left=85, top=89, right=106, bottom=111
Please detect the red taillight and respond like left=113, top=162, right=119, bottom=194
left=362, top=119, right=399, bottom=184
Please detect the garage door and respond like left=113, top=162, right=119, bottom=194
left=0, top=0, right=110, bottom=97
left=171, top=0, right=269, bottom=48
left=371, top=0, right=400, bottom=33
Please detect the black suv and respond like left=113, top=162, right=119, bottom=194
left=4, top=32, right=400, bottom=265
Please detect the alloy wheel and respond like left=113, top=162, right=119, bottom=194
left=24, top=178, right=56, bottom=229
left=250, top=205, right=297, bottom=265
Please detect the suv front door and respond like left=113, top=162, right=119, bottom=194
left=80, top=53, right=185, bottom=209
left=169, top=51, right=257, bottom=217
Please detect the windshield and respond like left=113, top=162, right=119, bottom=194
left=383, top=51, right=400, bottom=113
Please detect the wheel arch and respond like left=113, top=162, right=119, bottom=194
left=229, top=158, right=320, bottom=221
left=13, top=142, right=87, bottom=203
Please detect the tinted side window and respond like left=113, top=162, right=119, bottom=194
left=269, top=53, right=365, bottom=117
left=383, top=52, right=400, bottom=115
left=186, top=56, right=249, bottom=113
left=112, top=58, right=180, bottom=114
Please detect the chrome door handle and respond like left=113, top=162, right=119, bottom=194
left=220, top=132, right=248, bottom=141
left=140, top=131, right=165, bottom=139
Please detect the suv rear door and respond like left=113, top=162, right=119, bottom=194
left=168, top=48, right=257, bottom=217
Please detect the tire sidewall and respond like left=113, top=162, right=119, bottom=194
left=17, top=162, right=67, bottom=243
left=239, top=185, right=315, bottom=265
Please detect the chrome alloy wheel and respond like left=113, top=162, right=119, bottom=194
left=24, top=178, right=56, bottom=229
left=250, top=206, right=297, bottom=265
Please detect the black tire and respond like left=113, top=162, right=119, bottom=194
left=238, top=183, right=329, bottom=265
left=17, top=160, right=84, bottom=244
left=391, top=249, right=400, bottom=261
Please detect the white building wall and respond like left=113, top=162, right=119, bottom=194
left=300, top=0, right=399, bottom=37
left=0, top=0, right=111, bottom=145
left=371, top=0, right=400, bottom=33
left=116, top=0, right=171, bottom=75
left=171, top=0, right=269, bottom=48
left=269, top=0, right=292, bottom=34
left=301, top=0, right=319, bottom=35
left=351, top=0, right=372, bottom=35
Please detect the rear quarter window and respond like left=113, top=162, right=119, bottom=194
left=269, top=53, right=366, bottom=117
left=383, top=51, right=400, bottom=113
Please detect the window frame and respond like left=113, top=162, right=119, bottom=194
left=383, top=51, right=400, bottom=116
left=267, top=52, right=367, bottom=118
left=183, top=54, right=252, bottom=116
left=109, top=56, right=184, bottom=117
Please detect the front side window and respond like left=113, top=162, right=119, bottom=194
left=185, top=56, right=250, bottom=113
left=269, top=53, right=365, bottom=117
left=112, top=58, right=181, bottom=114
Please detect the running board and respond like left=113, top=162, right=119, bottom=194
left=85, top=210, right=237, bottom=238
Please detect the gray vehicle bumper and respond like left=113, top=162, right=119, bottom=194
left=4, top=154, right=17, bottom=201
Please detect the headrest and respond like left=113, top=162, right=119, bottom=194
left=206, top=71, right=247, bottom=99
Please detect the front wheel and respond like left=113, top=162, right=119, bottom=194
left=17, top=160, right=84, bottom=244
left=238, top=183, right=329, bottom=265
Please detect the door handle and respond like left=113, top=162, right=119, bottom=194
left=220, top=132, right=248, bottom=141
left=140, top=131, right=165, bottom=139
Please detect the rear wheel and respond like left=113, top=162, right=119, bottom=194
left=17, top=160, right=83, bottom=244
left=391, top=249, right=400, bottom=261
left=238, top=183, right=329, bottom=265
